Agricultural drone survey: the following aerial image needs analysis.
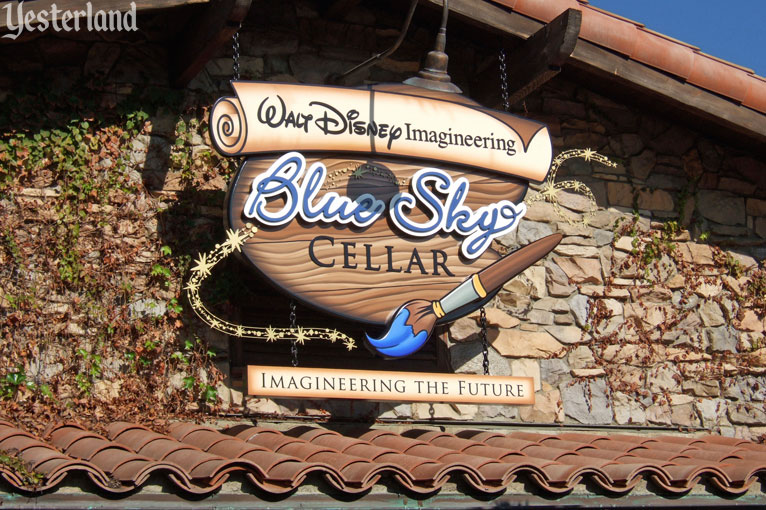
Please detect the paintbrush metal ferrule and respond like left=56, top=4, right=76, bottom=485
left=438, top=275, right=484, bottom=316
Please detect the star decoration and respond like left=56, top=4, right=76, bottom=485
left=328, top=330, right=339, bottom=343
left=344, top=338, right=356, bottom=351
left=582, top=148, right=594, bottom=161
left=265, top=326, right=278, bottom=342
left=540, top=184, right=558, bottom=201
left=235, top=325, right=245, bottom=337
left=351, top=166, right=368, bottom=179
left=222, top=228, right=249, bottom=254
left=294, top=326, right=308, bottom=345
left=184, top=280, right=200, bottom=293
left=191, top=252, right=215, bottom=278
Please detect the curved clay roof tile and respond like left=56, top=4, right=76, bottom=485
left=632, top=29, right=696, bottom=79
left=512, top=0, right=581, bottom=22
left=577, top=7, right=637, bottom=57
left=687, top=54, right=750, bottom=102
left=743, top=75, right=766, bottom=112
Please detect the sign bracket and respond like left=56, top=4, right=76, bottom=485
left=473, top=8, right=582, bottom=108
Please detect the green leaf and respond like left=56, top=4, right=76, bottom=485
left=203, top=385, right=218, bottom=403
left=40, top=384, right=54, bottom=398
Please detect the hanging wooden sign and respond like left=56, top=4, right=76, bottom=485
left=248, top=366, right=534, bottom=405
left=209, top=81, right=561, bottom=358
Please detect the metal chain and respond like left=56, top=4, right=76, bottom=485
left=289, top=300, right=298, bottom=367
left=499, top=49, right=510, bottom=112
left=232, top=25, right=241, bottom=81
left=480, top=307, right=489, bottom=376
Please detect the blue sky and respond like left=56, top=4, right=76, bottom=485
left=587, top=0, right=766, bottom=77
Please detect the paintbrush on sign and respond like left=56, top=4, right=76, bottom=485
left=366, top=233, right=563, bottom=358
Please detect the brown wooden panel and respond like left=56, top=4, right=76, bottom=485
left=226, top=154, right=528, bottom=326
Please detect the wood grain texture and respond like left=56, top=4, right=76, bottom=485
left=471, top=8, right=581, bottom=113
left=227, top=154, right=528, bottom=325
left=504, top=8, right=581, bottom=106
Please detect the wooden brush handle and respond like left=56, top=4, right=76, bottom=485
left=476, top=233, right=562, bottom=293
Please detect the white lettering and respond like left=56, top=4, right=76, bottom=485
left=390, top=168, right=526, bottom=259
left=2, top=1, right=137, bottom=39
left=243, top=152, right=526, bottom=260
left=243, top=152, right=386, bottom=229
left=2, top=3, right=21, bottom=41
left=35, top=9, right=49, bottom=33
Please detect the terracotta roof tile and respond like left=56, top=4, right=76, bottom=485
left=489, top=0, right=766, bottom=114
left=0, top=421, right=764, bottom=500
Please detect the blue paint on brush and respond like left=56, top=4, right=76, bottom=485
left=366, top=308, right=429, bottom=358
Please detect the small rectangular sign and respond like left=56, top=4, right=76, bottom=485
left=248, top=365, right=534, bottom=405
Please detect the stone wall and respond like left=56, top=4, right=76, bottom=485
left=2, top=0, right=765, bottom=437
left=442, top=80, right=766, bottom=438
left=211, top=2, right=766, bottom=437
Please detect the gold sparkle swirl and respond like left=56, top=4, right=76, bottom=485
left=183, top=227, right=360, bottom=351
left=526, top=148, right=615, bottom=226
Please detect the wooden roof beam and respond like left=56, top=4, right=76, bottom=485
left=171, top=0, right=252, bottom=88
left=472, top=8, right=580, bottom=107
left=503, top=8, right=580, bottom=106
